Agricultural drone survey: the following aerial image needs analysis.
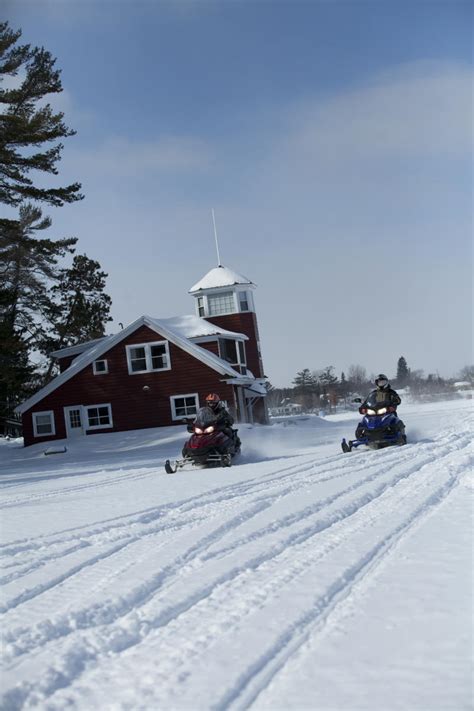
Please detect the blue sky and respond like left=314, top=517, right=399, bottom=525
left=6, top=0, right=473, bottom=387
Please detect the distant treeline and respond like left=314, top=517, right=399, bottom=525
left=266, top=358, right=473, bottom=412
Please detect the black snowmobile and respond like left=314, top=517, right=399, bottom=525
left=165, top=406, right=241, bottom=473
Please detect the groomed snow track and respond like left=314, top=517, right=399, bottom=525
left=1, top=403, right=472, bottom=710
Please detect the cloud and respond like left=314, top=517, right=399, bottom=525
left=69, top=135, right=215, bottom=179
left=283, top=60, right=473, bottom=164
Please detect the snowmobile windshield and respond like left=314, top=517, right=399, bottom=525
left=194, top=406, right=218, bottom=427
left=364, top=392, right=392, bottom=408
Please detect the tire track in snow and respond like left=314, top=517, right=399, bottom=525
left=0, top=455, right=319, bottom=556
left=3, top=434, right=470, bottom=711
left=0, top=448, right=383, bottom=588
left=11, top=437, right=470, bottom=711
left=0, top=440, right=418, bottom=620
left=218, top=458, right=469, bottom=711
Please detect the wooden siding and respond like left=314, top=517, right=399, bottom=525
left=194, top=340, right=219, bottom=356
left=22, top=325, right=237, bottom=446
left=205, top=312, right=265, bottom=378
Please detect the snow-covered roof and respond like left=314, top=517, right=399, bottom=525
left=189, top=265, right=254, bottom=293
left=156, top=315, right=248, bottom=341
left=50, top=315, right=248, bottom=361
left=50, top=337, right=107, bottom=360
left=16, top=315, right=250, bottom=415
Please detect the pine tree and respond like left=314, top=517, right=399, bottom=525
left=0, top=205, right=77, bottom=339
left=0, top=301, right=35, bottom=431
left=0, top=23, right=87, bottom=432
left=39, top=254, right=112, bottom=381
left=396, top=356, right=410, bottom=387
left=292, top=368, right=317, bottom=411
left=316, top=366, right=339, bottom=411
left=0, top=207, right=77, bottom=430
left=0, top=22, right=83, bottom=207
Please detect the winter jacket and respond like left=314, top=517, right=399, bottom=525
left=364, top=387, right=401, bottom=408
left=213, top=404, right=234, bottom=428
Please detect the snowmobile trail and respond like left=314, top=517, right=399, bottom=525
left=1, top=401, right=472, bottom=710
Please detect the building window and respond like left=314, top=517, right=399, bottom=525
left=126, top=341, right=171, bottom=374
left=93, top=359, right=108, bottom=374
left=197, top=296, right=205, bottom=317
left=170, top=394, right=199, bottom=420
left=85, top=404, right=113, bottom=429
left=239, top=291, right=249, bottom=311
left=218, top=338, right=247, bottom=374
left=32, top=411, right=56, bottom=437
left=208, top=291, right=235, bottom=316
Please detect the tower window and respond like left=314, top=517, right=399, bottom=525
left=208, top=291, right=235, bottom=315
left=197, top=296, right=205, bottom=317
left=239, top=291, right=249, bottom=311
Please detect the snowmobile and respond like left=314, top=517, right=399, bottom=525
left=341, top=395, right=407, bottom=453
left=164, top=406, right=241, bottom=473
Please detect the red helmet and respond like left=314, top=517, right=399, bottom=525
left=205, top=393, right=220, bottom=409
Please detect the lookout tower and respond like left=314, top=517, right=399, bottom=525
left=189, top=264, right=267, bottom=423
left=189, top=264, right=265, bottom=380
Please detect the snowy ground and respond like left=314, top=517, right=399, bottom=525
left=0, top=399, right=472, bottom=711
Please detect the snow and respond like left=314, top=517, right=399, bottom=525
left=156, top=314, right=248, bottom=340
left=1, top=399, right=472, bottom=710
left=189, top=264, right=254, bottom=293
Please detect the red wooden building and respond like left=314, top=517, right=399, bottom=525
left=16, top=265, right=268, bottom=447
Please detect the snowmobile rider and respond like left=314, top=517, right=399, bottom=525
left=362, top=374, right=401, bottom=411
left=204, top=393, right=234, bottom=431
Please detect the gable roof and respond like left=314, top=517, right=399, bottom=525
left=16, top=315, right=249, bottom=415
left=50, top=315, right=248, bottom=361
left=189, top=265, right=254, bottom=293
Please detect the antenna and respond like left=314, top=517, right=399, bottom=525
left=211, top=208, right=222, bottom=266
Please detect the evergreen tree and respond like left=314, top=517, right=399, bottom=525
left=39, top=254, right=112, bottom=381
left=0, top=21, right=83, bottom=207
left=317, top=366, right=338, bottom=389
left=396, top=356, right=410, bottom=387
left=0, top=302, right=35, bottom=431
left=0, top=205, right=76, bottom=339
left=292, top=368, right=317, bottom=410
left=338, top=371, right=351, bottom=400
left=316, top=366, right=339, bottom=411
left=0, top=206, right=77, bottom=430
left=0, top=23, right=88, bottom=432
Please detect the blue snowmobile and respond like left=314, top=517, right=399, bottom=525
left=341, top=394, right=407, bottom=453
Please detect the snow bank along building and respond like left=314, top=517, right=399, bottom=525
left=16, top=265, right=269, bottom=447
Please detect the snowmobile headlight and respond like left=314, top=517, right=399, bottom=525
left=194, top=427, right=203, bottom=434
left=377, top=407, right=387, bottom=415
left=204, top=426, right=215, bottom=434
left=366, top=408, right=376, bottom=415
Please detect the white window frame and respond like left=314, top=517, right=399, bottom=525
left=93, top=359, right=109, bottom=375
left=32, top=410, right=56, bottom=437
left=238, top=290, right=249, bottom=312
left=207, top=290, right=237, bottom=316
left=85, top=403, right=113, bottom=430
left=218, top=338, right=247, bottom=369
left=170, top=393, right=199, bottom=421
left=125, top=341, right=171, bottom=375
left=197, top=296, right=205, bottom=317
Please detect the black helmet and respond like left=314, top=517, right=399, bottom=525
left=375, top=373, right=389, bottom=389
